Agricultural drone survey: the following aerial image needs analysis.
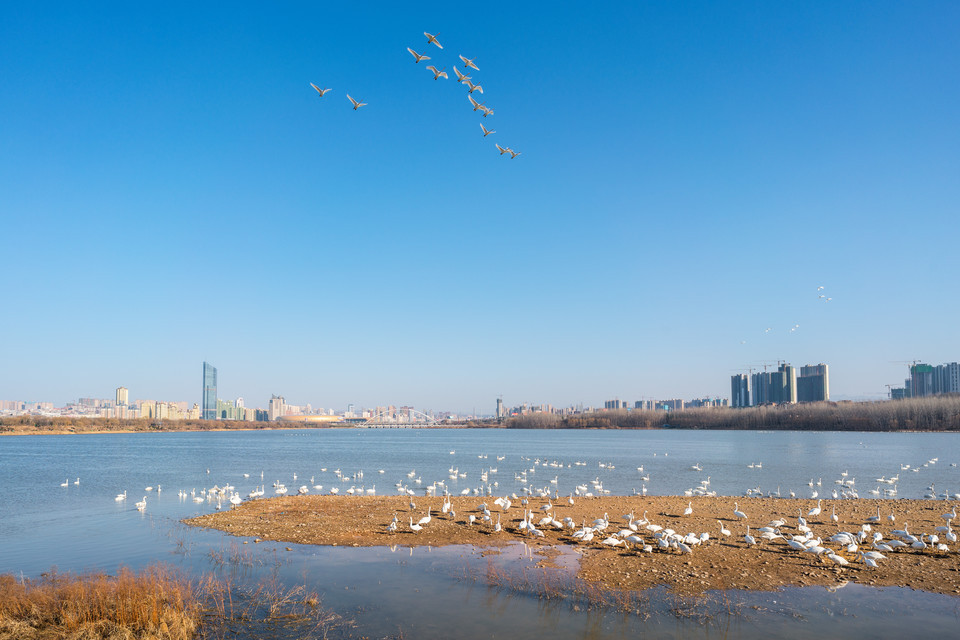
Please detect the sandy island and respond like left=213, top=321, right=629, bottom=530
left=186, top=495, right=960, bottom=596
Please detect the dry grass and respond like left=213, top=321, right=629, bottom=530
left=0, top=564, right=351, bottom=640
left=0, top=564, right=198, bottom=640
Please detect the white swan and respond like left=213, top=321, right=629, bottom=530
left=423, top=32, right=443, bottom=49
left=309, top=83, right=331, bottom=97
left=465, top=80, right=483, bottom=94
left=425, top=65, right=447, bottom=80
left=480, top=123, right=495, bottom=137
left=467, top=94, right=485, bottom=111
left=459, top=55, right=479, bottom=70
left=453, top=67, right=471, bottom=84
left=407, top=47, right=431, bottom=63
left=346, top=95, right=367, bottom=110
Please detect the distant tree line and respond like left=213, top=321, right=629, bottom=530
left=503, top=395, right=960, bottom=432
left=0, top=416, right=312, bottom=434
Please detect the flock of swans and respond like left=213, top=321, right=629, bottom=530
left=310, top=31, right=521, bottom=158
left=379, top=493, right=960, bottom=580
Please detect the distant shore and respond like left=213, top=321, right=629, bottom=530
left=3, top=396, right=960, bottom=434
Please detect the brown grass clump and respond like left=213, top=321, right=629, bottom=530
left=0, top=564, right=198, bottom=640
left=0, top=564, right=351, bottom=640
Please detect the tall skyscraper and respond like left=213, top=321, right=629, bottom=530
left=730, top=374, right=749, bottom=408
left=910, top=364, right=935, bottom=397
left=268, top=394, right=285, bottom=421
left=115, top=386, right=128, bottom=407
left=770, top=364, right=797, bottom=404
left=751, top=371, right=772, bottom=405
left=202, top=362, right=217, bottom=420
left=798, top=364, right=830, bottom=402
left=496, top=397, right=504, bottom=422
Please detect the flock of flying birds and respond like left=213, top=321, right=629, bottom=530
left=740, top=285, right=834, bottom=345
left=310, top=31, right=521, bottom=159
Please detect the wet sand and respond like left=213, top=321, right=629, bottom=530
left=186, top=495, right=960, bottom=596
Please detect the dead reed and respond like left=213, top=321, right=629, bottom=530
left=0, top=564, right=351, bottom=640
left=0, top=564, right=198, bottom=639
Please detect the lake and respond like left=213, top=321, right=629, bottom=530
left=2, top=428, right=959, bottom=638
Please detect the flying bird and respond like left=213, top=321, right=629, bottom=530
left=453, top=67, right=472, bottom=84
left=509, top=149, right=521, bottom=159
left=346, top=94, right=367, bottom=110
left=407, top=47, right=431, bottom=63
left=459, top=55, right=479, bottom=70
left=465, top=80, right=483, bottom=94
left=424, top=32, right=443, bottom=49
left=480, top=105, right=493, bottom=117
left=480, top=123, right=495, bottom=137
left=496, top=144, right=509, bottom=155
left=309, top=83, right=332, bottom=97
left=425, top=65, right=448, bottom=80
left=467, top=94, right=486, bottom=111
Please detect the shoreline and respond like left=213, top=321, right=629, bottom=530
left=186, top=495, right=960, bottom=597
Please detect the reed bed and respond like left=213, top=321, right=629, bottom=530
left=0, top=564, right=350, bottom=640
left=0, top=564, right=198, bottom=639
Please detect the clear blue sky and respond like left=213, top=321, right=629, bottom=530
left=2, top=1, right=957, bottom=412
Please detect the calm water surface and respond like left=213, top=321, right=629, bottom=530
left=2, top=428, right=959, bottom=638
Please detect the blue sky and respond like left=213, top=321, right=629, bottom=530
left=2, top=1, right=958, bottom=412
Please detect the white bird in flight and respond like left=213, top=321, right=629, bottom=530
left=407, top=47, right=431, bottom=63
left=509, top=149, right=521, bottom=159
left=425, top=65, right=448, bottom=80
left=346, top=94, right=367, bottom=110
left=309, top=83, right=332, bottom=97
left=496, top=144, right=509, bottom=156
left=459, top=54, right=479, bottom=70
left=465, top=80, right=483, bottom=94
left=424, top=32, right=443, bottom=49
left=480, top=105, right=493, bottom=117
left=453, top=67, right=472, bottom=84
left=467, top=94, right=486, bottom=112
left=480, top=123, right=495, bottom=137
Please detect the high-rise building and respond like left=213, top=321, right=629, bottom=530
left=202, top=362, right=218, bottom=420
left=770, top=364, right=797, bottom=404
left=115, top=386, right=128, bottom=407
left=797, top=364, right=830, bottom=402
left=604, top=399, right=627, bottom=410
left=933, top=363, right=960, bottom=395
left=910, top=364, right=935, bottom=397
left=268, top=394, right=285, bottom=421
left=751, top=371, right=772, bottom=405
left=730, top=374, right=750, bottom=408
left=496, top=397, right=504, bottom=422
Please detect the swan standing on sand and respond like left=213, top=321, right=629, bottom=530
left=733, top=502, right=747, bottom=520
left=409, top=517, right=422, bottom=533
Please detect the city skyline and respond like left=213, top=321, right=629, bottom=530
left=2, top=3, right=958, bottom=411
